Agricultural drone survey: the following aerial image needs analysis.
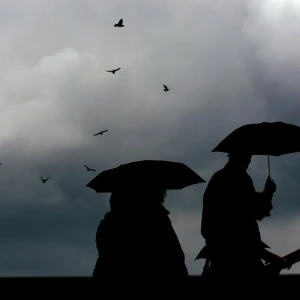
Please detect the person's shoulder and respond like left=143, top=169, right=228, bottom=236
left=203, top=169, right=226, bottom=191
left=98, top=212, right=112, bottom=226
left=244, top=172, right=254, bottom=182
left=210, top=168, right=226, bottom=181
left=159, top=203, right=170, bottom=215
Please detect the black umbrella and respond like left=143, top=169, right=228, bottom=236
left=212, top=122, right=300, bottom=176
left=86, top=160, right=205, bottom=193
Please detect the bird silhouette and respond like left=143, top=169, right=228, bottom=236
left=84, top=165, right=96, bottom=172
left=41, top=176, right=49, bottom=183
left=106, top=68, right=121, bottom=74
left=114, top=19, right=124, bottom=27
left=94, top=129, right=108, bottom=136
left=163, top=84, right=170, bottom=91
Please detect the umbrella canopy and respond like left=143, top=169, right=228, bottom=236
left=212, top=122, right=300, bottom=176
left=212, top=122, right=300, bottom=156
left=86, top=160, right=205, bottom=193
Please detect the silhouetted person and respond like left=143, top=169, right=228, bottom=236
left=92, top=184, right=189, bottom=287
left=199, top=152, right=289, bottom=284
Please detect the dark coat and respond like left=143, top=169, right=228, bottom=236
left=93, top=202, right=188, bottom=285
left=200, top=162, right=273, bottom=275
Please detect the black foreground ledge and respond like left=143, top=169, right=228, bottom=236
left=0, top=275, right=300, bottom=289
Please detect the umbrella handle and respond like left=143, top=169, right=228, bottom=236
left=268, top=155, right=271, bottom=178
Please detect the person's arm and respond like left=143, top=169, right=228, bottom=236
left=253, top=193, right=273, bottom=220
left=252, top=177, right=276, bottom=220
left=260, top=248, right=280, bottom=263
left=260, top=248, right=291, bottom=270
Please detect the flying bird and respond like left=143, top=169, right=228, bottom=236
left=106, top=68, right=121, bottom=74
left=84, top=165, right=96, bottom=172
left=114, top=19, right=124, bottom=27
left=94, top=129, right=108, bottom=136
left=163, top=84, right=170, bottom=91
left=41, top=176, right=49, bottom=183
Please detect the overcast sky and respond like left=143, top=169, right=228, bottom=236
left=1, top=0, right=300, bottom=276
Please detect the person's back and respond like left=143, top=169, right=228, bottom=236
left=155, top=202, right=189, bottom=283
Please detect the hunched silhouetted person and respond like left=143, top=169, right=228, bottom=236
left=92, top=184, right=189, bottom=287
left=199, top=152, right=289, bottom=284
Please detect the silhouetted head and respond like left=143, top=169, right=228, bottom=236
left=227, top=152, right=252, bottom=172
left=109, top=183, right=167, bottom=212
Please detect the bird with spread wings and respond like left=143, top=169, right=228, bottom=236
left=94, top=129, right=108, bottom=136
left=114, top=19, right=124, bottom=27
left=41, top=176, right=49, bottom=183
left=84, top=165, right=96, bottom=172
left=106, top=68, right=121, bottom=74
left=163, top=84, right=170, bottom=91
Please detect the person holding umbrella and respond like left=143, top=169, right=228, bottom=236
left=198, top=151, right=290, bottom=282
left=87, top=160, right=205, bottom=287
